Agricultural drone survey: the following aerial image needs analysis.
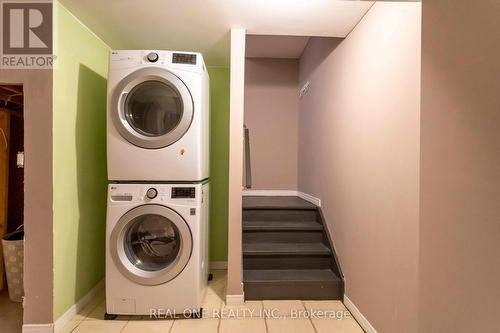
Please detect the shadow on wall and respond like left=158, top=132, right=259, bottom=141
left=74, top=64, right=108, bottom=302
left=206, top=31, right=230, bottom=66
left=299, top=37, right=342, bottom=83
left=207, top=67, right=230, bottom=262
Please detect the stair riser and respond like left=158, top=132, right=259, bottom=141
left=243, top=221, right=323, bottom=231
left=243, top=209, right=318, bottom=222
left=243, top=231, right=324, bottom=243
left=244, top=256, right=332, bottom=270
left=244, top=282, right=343, bottom=300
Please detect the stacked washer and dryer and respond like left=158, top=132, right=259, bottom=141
left=105, top=50, right=210, bottom=319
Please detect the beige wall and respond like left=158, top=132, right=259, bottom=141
left=298, top=3, right=421, bottom=333
left=0, top=69, right=53, bottom=325
left=419, top=1, right=500, bottom=332
left=226, top=28, right=246, bottom=300
left=244, top=58, right=299, bottom=190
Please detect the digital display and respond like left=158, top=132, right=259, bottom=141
left=172, top=53, right=197, bottom=65
left=110, top=195, right=133, bottom=201
left=171, top=187, right=196, bottom=198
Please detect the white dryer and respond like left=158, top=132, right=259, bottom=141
left=107, top=50, right=209, bottom=181
left=105, top=182, right=209, bottom=316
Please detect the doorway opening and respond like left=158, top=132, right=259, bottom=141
left=0, top=84, right=24, bottom=333
left=242, top=34, right=341, bottom=193
left=241, top=35, right=345, bottom=301
left=243, top=34, right=306, bottom=192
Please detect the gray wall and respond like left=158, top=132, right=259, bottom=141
left=297, top=3, right=421, bottom=333
left=244, top=58, right=299, bottom=190
left=419, top=1, right=500, bottom=332
left=0, top=69, right=53, bottom=325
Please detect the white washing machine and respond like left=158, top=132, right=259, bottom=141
left=107, top=50, right=210, bottom=181
left=105, top=182, right=209, bottom=316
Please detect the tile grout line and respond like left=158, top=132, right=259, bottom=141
left=68, top=297, right=105, bottom=333
left=118, top=320, right=128, bottom=333
left=309, top=317, right=319, bottom=333
left=302, top=300, right=318, bottom=333
left=69, top=318, right=83, bottom=333
left=263, top=311, right=269, bottom=333
left=216, top=294, right=222, bottom=333
left=169, top=318, right=175, bottom=333
left=69, top=323, right=78, bottom=333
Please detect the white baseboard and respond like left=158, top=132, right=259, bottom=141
left=53, top=279, right=104, bottom=332
left=344, top=295, right=378, bottom=333
left=210, top=261, right=228, bottom=269
left=22, top=324, right=54, bottom=333
left=225, top=293, right=245, bottom=305
left=242, top=190, right=298, bottom=196
left=297, top=191, right=321, bottom=207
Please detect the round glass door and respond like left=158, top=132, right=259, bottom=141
left=111, top=68, right=194, bottom=149
left=124, top=81, right=183, bottom=137
left=124, top=213, right=181, bottom=271
left=111, top=205, right=192, bottom=285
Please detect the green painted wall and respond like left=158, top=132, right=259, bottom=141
left=52, top=3, right=229, bottom=317
left=53, top=2, right=110, bottom=319
left=207, top=67, right=230, bottom=261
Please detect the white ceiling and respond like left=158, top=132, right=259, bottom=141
left=59, top=0, right=374, bottom=66
left=246, top=35, right=310, bottom=59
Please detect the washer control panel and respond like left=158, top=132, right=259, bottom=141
left=109, top=184, right=200, bottom=204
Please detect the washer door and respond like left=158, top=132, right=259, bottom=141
left=111, top=67, right=194, bottom=149
left=110, top=205, right=192, bottom=285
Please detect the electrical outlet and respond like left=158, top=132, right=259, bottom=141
left=299, top=81, right=310, bottom=98
left=17, top=151, right=24, bottom=168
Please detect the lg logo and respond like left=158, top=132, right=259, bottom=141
left=2, top=1, right=52, bottom=55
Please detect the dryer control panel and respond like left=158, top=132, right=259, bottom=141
left=109, top=50, right=206, bottom=73
left=172, top=53, right=197, bottom=65
left=171, top=187, right=196, bottom=199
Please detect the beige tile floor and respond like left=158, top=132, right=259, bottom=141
left=0, top=289, right=23, bottom=333
left=59, top=270, right=364, bottom=333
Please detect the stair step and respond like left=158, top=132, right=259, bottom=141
left=243, top=220, right=323, bottom=231
left=244, top=269, right=342, bottom=300
left=244, top=255, right=332, bottom=270
left=244, top=230, right=324, bottom=243
left=244, top=269, right=340, bottom=283
left=244, top=209, right=318, bottom=223
left=243, top=196, right=317, bottom=210
left=241, top=195, right=344, bottom=301
left=243, top=242, right=331, bottom=256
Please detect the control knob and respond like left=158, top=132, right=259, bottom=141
left=146, top=52, right=159, bottom=62
left=146, top=188, right=158, bottom=199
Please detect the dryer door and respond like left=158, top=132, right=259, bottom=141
left=110, top=204, right=192, bottom=285
left=111, top=67, right=194, bottom=149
